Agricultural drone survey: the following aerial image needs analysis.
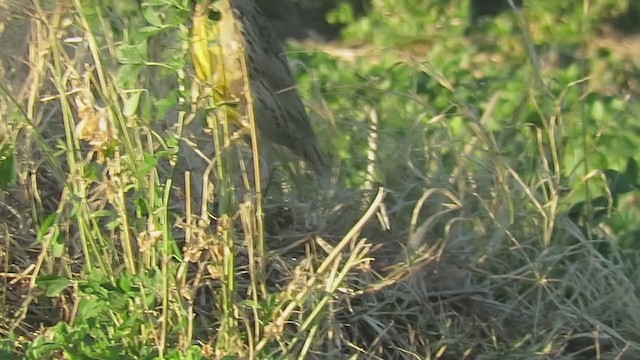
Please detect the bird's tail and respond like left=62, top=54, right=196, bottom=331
left=302, top=142, right=331, bottom=183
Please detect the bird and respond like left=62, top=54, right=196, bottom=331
left=190, top=0, right=326, bottom=176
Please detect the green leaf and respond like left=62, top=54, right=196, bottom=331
left=116, top=64, right=143, bottom=89
left=239, top=300, right=265, bottom=313
left=138, top=153, right=159, bottom=177
left=25, top=339, right=62, bottom=359
left=77, top=297, right=108, bottom=319
left=89, top=210, right=113, bottom=219
left=35, top=211, right=64, bottom=257
left=37, top=275, right=71, bottom=297
left=142, top=6, right=163, bottom=27
left=118, top=274, right=134, bottom=293
left=51, top=230, right=65, bottom=258
left=116, top=41, right=148, bottom=65
left=122, top=90, right=143, bottom=117
left=37, top=213, right=59, bottom=242
left=165, top=135, right=179, bottom=149
left=0, top=145, right=17, bottom=190
left=106, top=217, right=122, bottom=231
left=82, top=162, right=102, bottom=180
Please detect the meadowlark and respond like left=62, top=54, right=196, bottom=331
left=191, top=0, right=326, bottom=175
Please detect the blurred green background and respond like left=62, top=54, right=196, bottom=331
left=273, top=0, right=640, bottom=250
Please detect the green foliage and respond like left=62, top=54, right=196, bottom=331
left=316, top=0, right=640, bottom=245
left=19, top=271, right=207, bottom=359
left=0, top=333, right=21, bottom=360
left=0, top=144, right=17, bottom=190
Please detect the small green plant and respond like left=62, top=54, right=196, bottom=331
left=22, top=271, right=203, bottom=359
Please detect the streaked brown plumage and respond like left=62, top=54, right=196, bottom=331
left=202, top=0, right=325, bottom=174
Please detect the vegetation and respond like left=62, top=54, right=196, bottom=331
left=1, top=0, right=640, bottom=358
